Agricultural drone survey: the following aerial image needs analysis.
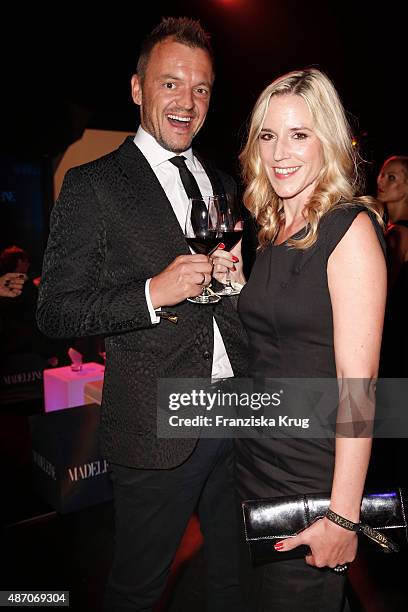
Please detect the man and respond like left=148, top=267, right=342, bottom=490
left=37, top=17, right=248, bottom=611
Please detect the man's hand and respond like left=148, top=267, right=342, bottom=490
left=149, top=254, right=213, bottom=308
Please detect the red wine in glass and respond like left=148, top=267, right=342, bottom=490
left=215, top=194, right=244, bottom=296
left=218, top=229, right=243, bottom=251
left=185, top=230, right=221, bottom=255
left=184, top=197, right=221, bottom=304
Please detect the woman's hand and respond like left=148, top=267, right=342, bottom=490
left=0, top=273, right=27, bottom=298
left=211, top=241, right=246, bottom=286
left=274, top=517, right=358, bottom=569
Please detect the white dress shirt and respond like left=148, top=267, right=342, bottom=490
left=134, top=127, right=234, bottom=379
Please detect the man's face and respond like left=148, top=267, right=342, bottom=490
left=131, top=39, right=214, bottom=153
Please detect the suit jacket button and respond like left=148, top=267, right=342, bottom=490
left=203, top=350, right=212, bottom=360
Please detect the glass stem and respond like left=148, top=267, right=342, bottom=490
left=224, top=268, right=233, bottom=292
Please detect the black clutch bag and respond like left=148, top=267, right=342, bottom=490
left=242, top=489, right=408, bottom=566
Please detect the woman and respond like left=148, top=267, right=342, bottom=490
left=377, top=156, right=408, bottom=376
left=373, top=156, right=408, bottom=492
left=235, top=69, right=386, bottom=611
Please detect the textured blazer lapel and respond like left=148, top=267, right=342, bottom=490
left=116, top=137, right=189, bottom=261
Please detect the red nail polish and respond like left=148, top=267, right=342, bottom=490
left=219, top=243, right=225, bottom=249
left=232, top=255, right=239, bottom=263
left=274, top=542, right=284, bottom=550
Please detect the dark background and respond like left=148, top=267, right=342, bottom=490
left=1, top=0, right=405, bottom=186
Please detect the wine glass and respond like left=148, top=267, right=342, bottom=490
left=215, top=193, right=244, bottom=296
left=184, top=196, right=221, bottom=304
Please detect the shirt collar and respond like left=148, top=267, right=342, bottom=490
left=134, top=126, right=195, bottom=168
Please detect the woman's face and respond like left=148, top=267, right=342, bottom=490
left=377, top=160, right=408, bottom=205
left=258, top=94, right=324, bottom=206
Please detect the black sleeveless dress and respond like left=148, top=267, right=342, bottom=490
left=236, top=205, right=385, bottom=612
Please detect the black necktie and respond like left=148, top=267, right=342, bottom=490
left=169, top=155, right=206, bottom=233
left=169, top=155, right=203, bottom=200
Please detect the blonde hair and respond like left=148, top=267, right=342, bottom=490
left=239, top=68, right=382, bottom=249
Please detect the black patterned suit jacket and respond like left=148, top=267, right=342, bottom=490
left=37, top=136, right=248, bottom=468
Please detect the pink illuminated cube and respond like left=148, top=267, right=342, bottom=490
left=84, top=380, right=104, bottom=405
left=43, top=362, right=105, bottom=412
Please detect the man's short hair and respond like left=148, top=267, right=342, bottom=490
left=136, top=17, right=213, bottom=82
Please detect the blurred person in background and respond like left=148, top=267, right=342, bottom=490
left=0, top=246, right=63, bottom=375
left=377, top=156, right=408, bottom=376
left=372, top=156, right=408, bottom=491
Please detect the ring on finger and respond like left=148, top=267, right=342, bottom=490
left=333, top=564, right=348, bottom=573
